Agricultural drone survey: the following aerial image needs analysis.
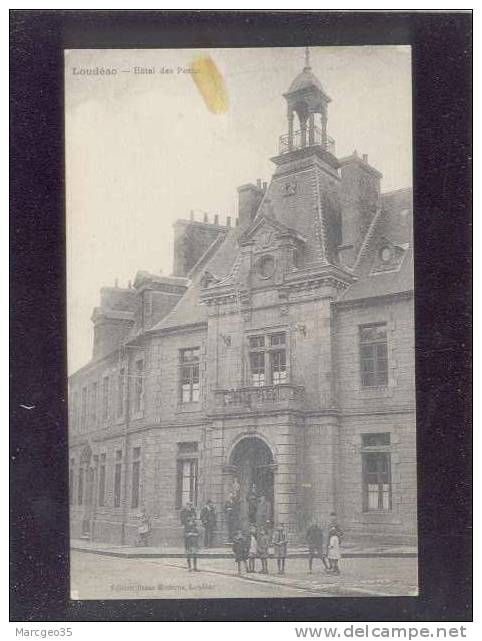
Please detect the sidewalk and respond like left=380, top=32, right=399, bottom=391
left=71, top=538, right=417, bottom=559
left=162, top=556, right=419, bottom=597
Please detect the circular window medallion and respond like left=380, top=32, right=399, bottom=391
left=256, top=254, right=275, bottom=279
left=379, top=246, right=392, bottom=263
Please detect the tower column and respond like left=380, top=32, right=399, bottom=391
left=300, top=115, right=308, bottom=148
left=288, top=109, right=294, bottom=151
left=321, top=106, right=328, bottom=149
left=308, top=112, right=315, bottom=146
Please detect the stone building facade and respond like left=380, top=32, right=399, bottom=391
left=69, top=58, right=416, bottom=547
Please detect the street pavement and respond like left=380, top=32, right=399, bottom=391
left=70, top=551, right=418, bottom=600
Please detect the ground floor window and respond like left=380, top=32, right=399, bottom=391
left=114, top=450, right=122, bottom=508
left=77, top=467, right=84, bottom=505
left=362, top=433, right=392, bottom=511
left=176, top=442, right=198, bottom=508
left=98, top=453, right=106, bottom=507
left=131, top=447, right=141, bottom=509
left=69, top=459, right=75, bottom=505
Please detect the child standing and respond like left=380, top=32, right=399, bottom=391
left=256, top=527, right=270, bottom=574
left=272, top=524, right=288, bottom=575
left=137, top=507, right=151, bottom=547
left=326, top=525, right=341, bottom=575
left=247, top=526, right=257, bottom=573
left=184, top=516, right=200, bottom=572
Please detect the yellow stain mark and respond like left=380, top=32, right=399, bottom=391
left=191, top=56, right=229, bottom=114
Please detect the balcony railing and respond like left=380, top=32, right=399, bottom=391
left=279, top=126, right=335, bottom=156
left=214, top=384, right=305, bottom=411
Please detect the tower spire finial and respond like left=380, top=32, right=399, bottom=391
left=304, top=46, right=311, bottom=70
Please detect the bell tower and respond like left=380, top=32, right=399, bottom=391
left=259, top=49, right=342, bottom=266
left=281, top=48, right=334, bottom=155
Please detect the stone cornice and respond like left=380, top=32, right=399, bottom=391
left=199, top=262, right=356, bottom=309
left=270, top=144, right=340, bottom=173
left=335, top=289, right=414, bottom=309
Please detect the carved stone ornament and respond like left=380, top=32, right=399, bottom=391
left=284, top=181, right=297, bottom=196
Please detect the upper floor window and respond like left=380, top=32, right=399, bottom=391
left=71, top=391, right=78, bottom=431
left=91, top=382, right=98, bottom=424
left=362, top=433, right=392, bottom=511
left=249, top=332, right=287, bottom=387
left=117, top=367, right=125, bottom=418
left=81, top=386, right=88, bottom=431
left=180, top=348, right=200, bottom=403
left=359, top=323, right=388, bottom=387
left=250, top=350, right=265, bottom=387
left=134, top=360, right=144, bottom=414
left=102, top=376, right=110, bottom=422
left=114, top=450, right=122, bottom=508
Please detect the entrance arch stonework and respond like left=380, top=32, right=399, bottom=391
left=217, top=428, right=300, bottom=542
left=226, top=435, right=277, bottom=530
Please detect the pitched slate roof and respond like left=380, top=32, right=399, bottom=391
left=149, top=228, right=241, bottom=331
left=255, top=157, right=342, bottom=264
left=151, top=185, right=413, bottom=328
left=340, top=187, right=413, bottom=302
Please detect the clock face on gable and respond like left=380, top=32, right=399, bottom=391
left=255, top=254, right=276, bottom=279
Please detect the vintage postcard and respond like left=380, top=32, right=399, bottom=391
left=65, top=45, right=417, bottom=600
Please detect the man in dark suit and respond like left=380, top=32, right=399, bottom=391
left=180, top=501, right=196, bottom=527
left=306, top=522, right=328, bottom=573
left=200, top=499, right=217, bottom=547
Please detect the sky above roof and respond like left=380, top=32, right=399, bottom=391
left=66, top=45, right=412, bottom=373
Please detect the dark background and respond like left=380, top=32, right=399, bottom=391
left=10, top=10, right=472, bottom=622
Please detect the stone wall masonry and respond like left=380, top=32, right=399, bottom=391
left=70, top=257, right=416, bottom=547
left=334, top=296, right=415, bottom=414
left=338, top=412, right=417, bottom=544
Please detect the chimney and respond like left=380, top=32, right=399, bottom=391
left=214, top=214, right=219, bottom=225
left=237, top=182, right=264, bottom=229
left=339, top=153, right=382, bottom=254
left=226, top=216, right=231, bottom=227
left=256, top=179, right=262, bottom=189
left=262, top=181, right=267, bottom=191
left=190, top=210, right=194, bottom=221
left=203, top=213, right=208, bottom=223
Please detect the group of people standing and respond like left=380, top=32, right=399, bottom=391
left=225, top=482, right=273, bottom=541
left=231, top=513, right=343, bottom=577
left=140, top=482, right=343, bottom=579
left=232, top=523, right=287, bottom=575
left=306, top=513, right=343, bottom=575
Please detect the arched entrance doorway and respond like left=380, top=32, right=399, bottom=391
left=228, top=437, right=276, bottom=530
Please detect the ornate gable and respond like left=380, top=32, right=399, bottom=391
left=239, top=214, right=306, bottom=250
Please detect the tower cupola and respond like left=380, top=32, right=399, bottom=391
left=280, top=48, right=334, bottom=155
